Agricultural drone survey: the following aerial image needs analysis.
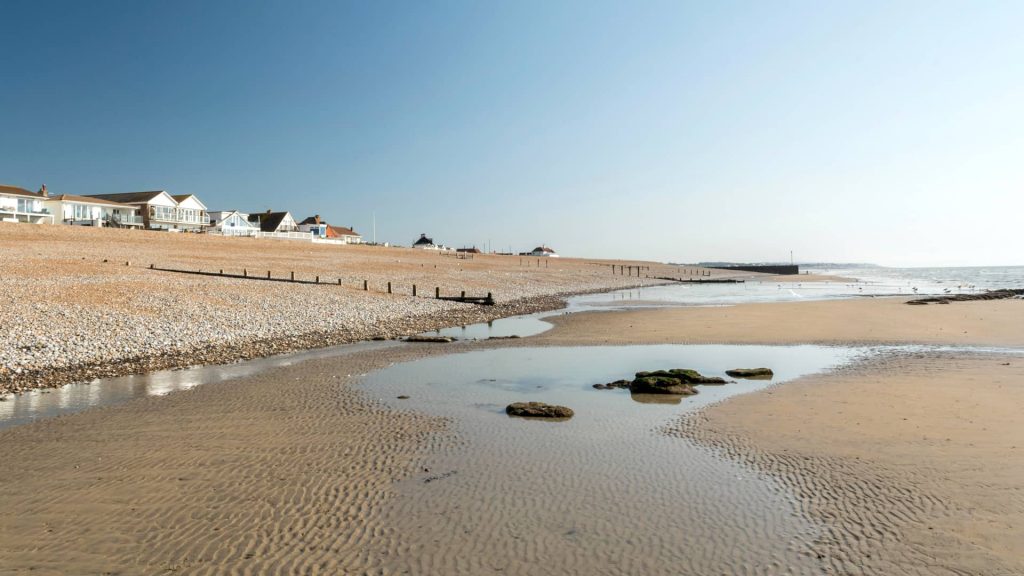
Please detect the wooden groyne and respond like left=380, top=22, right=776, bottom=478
left=707, top=265, right=800, bottom=275
left=146, top=264, right=496, bottom=305
left=906, top=288, right=1024, bottom=305
left=654, top=276, right=744, bottom=284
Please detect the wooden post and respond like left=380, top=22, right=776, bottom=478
left=435, top=287, right=440, bottom=298
left=412, top=284, right=417, bottom=296
left=243, top=269, right=247, bottom=277
left=461, top=290, right=466, bottom=298
left=219, top=269, right=223, bottom=275
left=149, top=263, right=154, bottom=269
left=316, top=275, right=319, bottom=283
left=387, top=281, right=392, bottom=294
left=363, top=280, right=368, bottom=291
left=337, top=278, right=341, bottom=285
left=290, top=271, right=294, bottom=281
left=267, top=270, right=271, bottom=279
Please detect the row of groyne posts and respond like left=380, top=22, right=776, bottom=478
left=610, top=265, right=714, bottom=280
left=142, top=263, right=495, bottom=305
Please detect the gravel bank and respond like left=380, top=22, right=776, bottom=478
left=1, top=225, right=680, bottom=394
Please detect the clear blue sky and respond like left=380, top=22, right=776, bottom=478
left=2, top=0, right=1021, bottom=266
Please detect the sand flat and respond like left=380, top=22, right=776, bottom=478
left=536, top=297, right=1024, bottom=347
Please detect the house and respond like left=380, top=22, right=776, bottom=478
left=529, top=245, right=559, bottom=257
left=297, top=215, right=328, bottom=237
left=171, top=194, right=210, bottom=231
left=456, top=247, right=481, bottom=254
left=208, top=210, right=259, bottom=236
left=326, top=225, right=362, bottom=244
left=412, top=233, right=447, bottom=250
left=0, top=184, right=54, bottom=224
left=248, top=210, right=298, bottom=233
left=43, top=194, right=142, bottom=228
left=84, top=191, right=209, bottom=231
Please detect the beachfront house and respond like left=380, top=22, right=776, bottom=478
left=326, top=225, right=362, bottom=244
left=0, top=184, right=54, bottom=224
left=208, top=210, right=259, bottom=236
left=43, top=194, right=143, bottom=228
left=297, top=215, right=329, bottom=237
left=248, top=210, right=298, bottom=233
left=456, top=247, right=482, bottom=254
left=85, top=191, right=209, bottom=231
left=529, top=245, right=559, bottom=257
left=412, top=233, right=449, bottom=250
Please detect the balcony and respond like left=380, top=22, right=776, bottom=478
left=147, top=207, right=208, bottom=227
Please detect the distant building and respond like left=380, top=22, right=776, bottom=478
left=325, top=224, right=362, bottom=244
left=529, top=245, right=559, bottom=257
left=85, top=191, right=209, bottom=231
left=297, top=215, right=329, bottom=237
left=456, top=247, right=481, bottom=254
left=412, top=233, right=439, bottom=249
left=297, top=215, right=362, bottom=244
left=248, top=210, right=298, bottom=233
left=44, top=194, right=142, bottom=228
left=208, top=210, right=259, bottom=236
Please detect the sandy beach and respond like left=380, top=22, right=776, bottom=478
left=2, top=284, right=1021, bottom=574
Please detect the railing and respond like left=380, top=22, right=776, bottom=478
left=147, top=207, right=208, bottom=225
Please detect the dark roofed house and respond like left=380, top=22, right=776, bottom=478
left=248, top=210, right=298, bottom=233
left=412, top=233, right=436, bottom=249
left=456, top=247, right=481, bottom=254
left=529, top=245, right=559, bottom=257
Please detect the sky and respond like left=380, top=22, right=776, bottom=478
left=1, top=0, right=1021, bottom=266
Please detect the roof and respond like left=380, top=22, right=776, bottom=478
left=532, top=246, right=556, bottom=253
left=0, top=184, right=42, bottom=198
left=413, top=233, right=435, bottom=246
left=248, top=211, right=292, bottom=232
left=298, top=216, right=323, bottom=226
left=45, top=194, right=138, bottom=208
left=86, top=191, right=168, bottom=204
left=457, top=247, right=481, bottom=253
left=327, top=225, right=359, bottom=237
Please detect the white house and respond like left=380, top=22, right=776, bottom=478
left=297, top=215, right=329, bottom=237
left=85, top=191, right=209, bottom=231
left=248, top=210, right=298, bottom=233
left=529, top=245, right=559, bottom=257
left=44, top=194, right=142, bottom=228
left=412, top=233, right=450, bottom=250
left=209, top=210, right=259, bottom=236
left=326, top=225, right=362, bottom=244
left=0, top=184, right=54, bottom=224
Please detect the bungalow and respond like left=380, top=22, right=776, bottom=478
left=85, top=191, right=209, bottom=231
left=0, top=184, right=54, bottom=224
left=529, top=245, right=559, bottom=257
left=43, top=194, right=143, bottom=228
left=326, top=225, right=362, bottom=244
left=412, top=233, right=448, bottom=250
left=456, top=247, right=481, bottom=254
left=208, top=210, right=259, bottom=236
left=248, top=210, right=298, bottom=233
left=297, top=215, right=328, bottom=237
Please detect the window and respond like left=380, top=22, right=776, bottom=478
left=73, top=204, right=92, bottom=220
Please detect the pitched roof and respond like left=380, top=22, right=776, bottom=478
left=532, top=246, right=556, bottom=253
left=327, top=225, right=359, bottom=237
left=0, top=184, right=42, bottom=198
left=457, top=247, right=481, bottom=253
left=413, top=233, right=435, bottom=246
left=298, top=216, right=322, bottom=226
left=45, top=194, right=138, bottom=208
left=85, top=191, right=168, bottom=204
left=248, top=210, right=292, bottom=232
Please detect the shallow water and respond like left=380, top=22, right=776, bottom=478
left=0, top=340, right=398, bottom=430
left=360, top=344, right=866, bottom=575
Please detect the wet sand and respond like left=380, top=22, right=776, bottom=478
left=535, top=297, right=1024, bottom=347
left=1, top=296, right=1022, bottom=574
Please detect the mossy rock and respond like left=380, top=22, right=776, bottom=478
left=629, top=376, right=699, bottom=395
left=634, top=369, right=727, bottom=385
left=725, top=368, right=774, bottom=379
left=506, top=402, right=574, bottom=419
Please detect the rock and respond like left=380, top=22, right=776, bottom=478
left=396, top=395, right=410, bottom=399
left=505, top=401, right=574, bottom=419
left=634, top=369, right=727, bottom=385
left=593, top=379, right=631, bottom=390
left=725, top=367, right=774, bottom=379
left=629, top=376, right=698, bottom=395
left=404, top=335, right=454, bottom=343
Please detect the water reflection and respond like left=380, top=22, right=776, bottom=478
left=0, top=341, right=398, bottom=430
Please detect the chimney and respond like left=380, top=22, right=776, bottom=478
left=314, top=214, right=321, bottom=224
left=38, top=184, right=48, bottom=197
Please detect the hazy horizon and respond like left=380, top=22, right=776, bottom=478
left=1, top=1, right=1020, bottom=267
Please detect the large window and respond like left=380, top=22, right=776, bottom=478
left=16, top=198, right=38, bottom=213
left=151, top=206, right=176, bottom=221
left=73, top=204, right=92, bottom=220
